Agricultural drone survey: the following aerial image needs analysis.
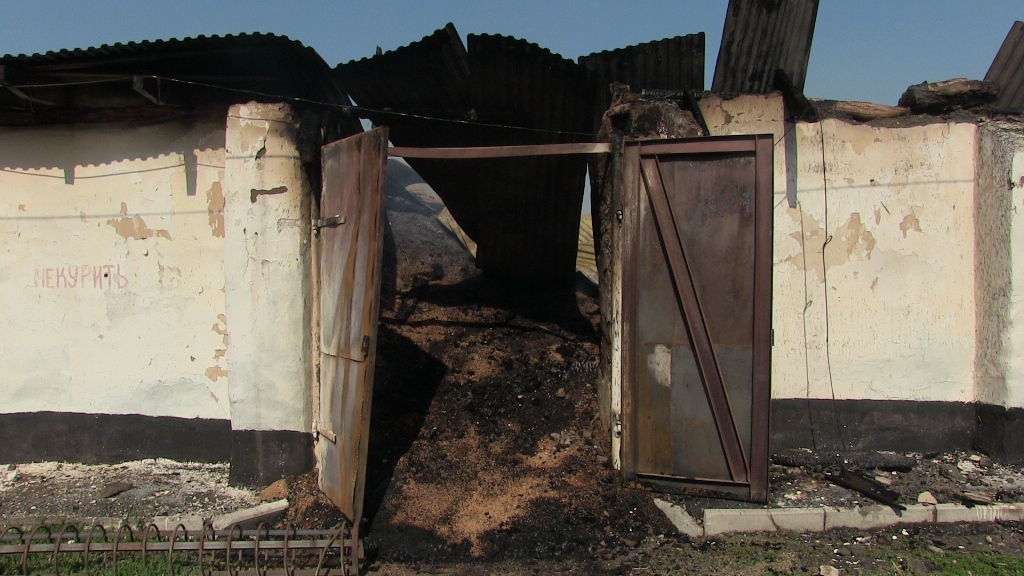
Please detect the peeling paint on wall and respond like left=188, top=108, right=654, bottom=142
left=900, top=211, right=922, bottom=238
left=106, top=214, right=172, bottom=241
left=213, top=313, right=228, bottom=344
left=205, top=365, right=228, bottom=382
left=826, top=212, right=876, bottom=266
left=207, top=181, right=225, bottom=237
left=250, top=186, right=288, bottom=203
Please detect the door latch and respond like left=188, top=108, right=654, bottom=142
left=313, top=215, right=346, bottom=229
left=361, top=335, right=371, bottom=357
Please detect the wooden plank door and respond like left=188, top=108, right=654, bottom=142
left=316, top=127, right=388, bottom=536
left=622, top=135, right=773, bottom=502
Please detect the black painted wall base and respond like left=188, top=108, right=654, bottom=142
left=0, top=412, right=316, bottom=487
left=0, top=412, right=231, bottom=464
left=229, top=429, right=315, bottom=487
left=771, top=399, right=1024, bottom=463
left=4, top=400, right=1021, bottom=488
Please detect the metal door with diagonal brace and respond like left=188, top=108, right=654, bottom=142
left=315, top=127, right=389, bottom=537
left=621, top=135, right=773, bottom=502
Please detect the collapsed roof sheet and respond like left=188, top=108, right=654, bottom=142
left=335, top=25, right=597, bottom=284
left=986, top=21, right=1024, bottom=112
left=579, top=33, right=706, bottom=122
left=712, top=0, right=819, bottom=94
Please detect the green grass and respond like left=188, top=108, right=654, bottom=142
left=869, top=551, right=1024, bottom=576
left=931, top=552, right=1024, bottom=575
left=0, top=552, right=200, bottom=575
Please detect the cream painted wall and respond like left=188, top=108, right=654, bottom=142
left=699, top=94, right=985, bottom=405
left=0, top=118, right=230, bottom=419
left=779, top=120, right=977, bottom=403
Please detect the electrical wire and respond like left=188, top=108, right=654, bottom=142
left=818, top=119, right=852, bottom=461
left=6, top=74, right=597, bottom=139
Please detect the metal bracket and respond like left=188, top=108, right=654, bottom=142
left=360, top=335, right=371, bottom=357
left=313, top=420, right=337, bottom=443
left=0, top=65, right=55, bottom=106
left=314, top=215, right=346, bottom=229
left=132, top=75, right=162, bottom=105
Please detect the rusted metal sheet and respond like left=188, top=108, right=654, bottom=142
left=622, top=135, right=773, bottom=502
left=388, top=142, right=611, bottom=158
left=334, top=25, right=598, bottom=283
left=712, top=0, right=820, bottom=94
left=316, top=127, right=388, bottom=535
left=639, top=157, right=748, bottom=483
left=579, top=33, right=705, bottom=126
left=986, top=21, right=1024, bottom=111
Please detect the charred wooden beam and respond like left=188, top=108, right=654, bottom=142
left=774, top=68, right=818, bottom=122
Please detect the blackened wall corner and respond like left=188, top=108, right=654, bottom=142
left=975, top=405, right=1024, bottom=464
left=229, top=429, right=315, bottom=487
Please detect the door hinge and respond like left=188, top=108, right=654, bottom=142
left=360, top=335, right=371, bottom=357
left=314, top=215, right=346, bottom=229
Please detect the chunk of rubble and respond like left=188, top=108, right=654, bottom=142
left=898, top=78, right=1000, bottom=114
left=211, top=499, right=289, bottom=530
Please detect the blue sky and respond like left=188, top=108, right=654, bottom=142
left=2, top=1, right=1021, bottom=105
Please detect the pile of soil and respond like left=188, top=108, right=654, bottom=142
left=331, top=177, right=673, bottom=565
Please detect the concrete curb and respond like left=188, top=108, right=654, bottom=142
left=654, top=500, right=1024, bottom=538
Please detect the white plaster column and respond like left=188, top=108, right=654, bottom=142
left=223, top=102, right=313, bottom=436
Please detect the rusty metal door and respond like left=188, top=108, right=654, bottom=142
left=621, top=135, right=773, bottom=502
left=316, top=127, right=388, bottom=533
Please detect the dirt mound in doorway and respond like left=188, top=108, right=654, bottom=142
left=344, top=181, right=672, bottom=564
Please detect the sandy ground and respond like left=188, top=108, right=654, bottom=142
left=0, top=459, right=259, bottom=521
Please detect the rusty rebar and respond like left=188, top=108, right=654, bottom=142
left=0, top=522, right=356, bottom=576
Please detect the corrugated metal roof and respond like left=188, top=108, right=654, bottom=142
left=2, top=33, right=308, bottom=63
left=579, top=33, right=705, bottom=123
left=334, top=25, right=597, bottom=284
left=986, top=21, right=1024, bottom=112
left=712, top=0, right=819, bottom=94
left=0, top=33, right=346, bottom=117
